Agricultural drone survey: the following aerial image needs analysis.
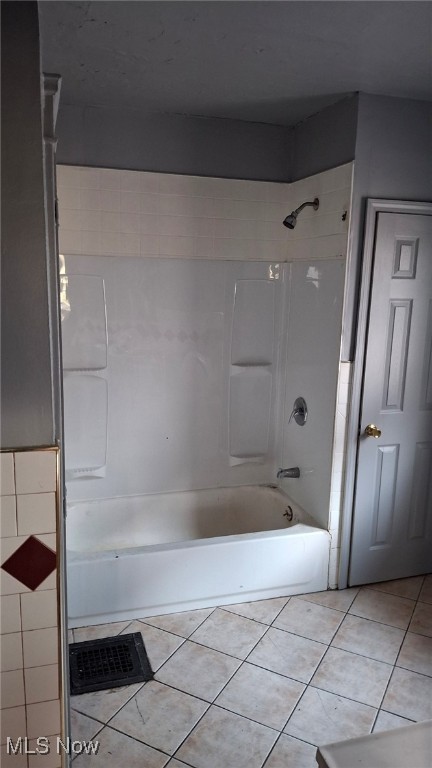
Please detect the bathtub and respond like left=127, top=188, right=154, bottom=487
left=66, top=485, right=330, bottom=627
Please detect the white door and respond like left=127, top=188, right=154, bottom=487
left=349, top=211, right=432, bottom=585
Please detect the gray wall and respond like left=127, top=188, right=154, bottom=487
left=56, top=105, right=292, bottom=182
left=1, top=2, right=55, bottom=448
left=291, top=94, right=358, bottom=182
left=342, top=93, right=432, bottom=360
left=56, top=95, right=360, bottom=184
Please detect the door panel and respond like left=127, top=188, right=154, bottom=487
left=349, top=212, right=432, bottom=584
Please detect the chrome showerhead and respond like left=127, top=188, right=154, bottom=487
left=283, top=197, right=319, bottom=230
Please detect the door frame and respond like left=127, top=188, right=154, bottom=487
left=338, top=198, right=432, bottom=589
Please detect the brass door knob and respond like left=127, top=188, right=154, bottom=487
left=365, top=424, right=382, bottom=438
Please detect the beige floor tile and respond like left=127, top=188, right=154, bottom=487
left=373, top=710, right=414, bottom=732
left=156, top=640, right=241, bottom=701
left=264, top=733, right=318, bottom=768
left=349, top=588, right=415, bottom=629
left=70, top=709, right=103, bottom=741
left=140, top=608, right=214, bottom=638
left=248, top=626, right=326, bottom=683
left=73, top=725, right=169, bottom=768
left=311, top=647, right=392, bottom=707
left=215, top=662, right=304, bottom=730
left=73, top=621, right=131, bottom=643
left=176, top=705, right=277, bottom=768
left=296, top=588, right=358, bottom=613
left=165, top=762, right=190, bottom=767
left=273, top=597, right=343, bottom=644
left=382, top=667, right=432, bottom=721
left=331, top=614, right=404, bottom=664
left=123, top=620, right=184, bottom=670
left=71, top=683, right=144, bottom=724
left=223, top=597, right=289, bottom=625
left=418, top=574, right=432, bottom=604
left=397, top=632, right=432, bottom=676
left=109, top=681, right=207, bottom=755
left=189, top=608, right=266, bottom=659
left=368, top=576, right=424, bottom=601
left=409, top=602, right=432, bottom=637
left=284, top=686, right=376, bottom=746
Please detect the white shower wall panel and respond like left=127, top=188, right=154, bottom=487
left=280, top=259, right=345, bottom=529
left=63, top=255, right=284, bottom=501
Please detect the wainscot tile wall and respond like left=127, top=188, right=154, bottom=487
left=0, top=449, right=64, bottom=768
left=57, top=163, right=352, bottom=263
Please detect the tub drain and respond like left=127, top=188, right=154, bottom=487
left=69, top=632, right=153, bottom=695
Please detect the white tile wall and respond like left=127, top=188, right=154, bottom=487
left=1, top=669, right=25, bottom=708
left=0, top=496, right=17, bottom=538
left=0, top=450, right=63, bottom=764
left=16, top=493, right=56, bottom=537
left=22, top=627, right=59, bottom=669
left=0, top=455, right=15, bottom=496
left=0, top=632, right=23, bottom=671
left=21, top=590, right=57, bottom=631
left=1, top=594, right=21, bottom=634
left=14, top=452, right=57, bottom=495
left=36, top=534, right=57, bottom=553
left=57, top=163, right=353, bottom=264
left=0, top=746, right=28, bottom=768
left=1, top=705, right=26, bottom=744
left=26, top=700, right=61, bottom=739
left=24, top=664, right=59, bottom=705
left=28, top=742, right=62, bottom=768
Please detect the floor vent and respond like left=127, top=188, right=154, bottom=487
left=69, top=632, right=153, bottom=695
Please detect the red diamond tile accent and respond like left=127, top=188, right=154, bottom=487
left=2, top=536, right=56, bottom=590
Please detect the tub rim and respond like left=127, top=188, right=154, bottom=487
left=67, top=520, right=329, bottom=561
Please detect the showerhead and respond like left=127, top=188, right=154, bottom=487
left=283, top=197, right=319, bottom=230
left=283, top=213, right=297, bottom=229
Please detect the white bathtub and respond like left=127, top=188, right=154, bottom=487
left=67, top=485, right=330, bottom=627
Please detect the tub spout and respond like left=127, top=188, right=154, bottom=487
left=277, top=467, right=300, bottom=479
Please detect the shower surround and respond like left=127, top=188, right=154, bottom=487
left=58, top=163, right=352, bottom=622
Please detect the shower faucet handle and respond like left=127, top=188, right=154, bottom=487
left=277, top=467, right=300, bottom=479
left=288, top=397, right=308, bottom=426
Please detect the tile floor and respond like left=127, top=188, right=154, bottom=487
left=69, top=574, right=432, bottom=767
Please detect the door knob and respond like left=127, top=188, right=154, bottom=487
left=364, top=424, right=382, bottom=438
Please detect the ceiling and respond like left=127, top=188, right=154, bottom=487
left=39, top=1, right=432, bottom=127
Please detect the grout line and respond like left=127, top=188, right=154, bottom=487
left=370, top=579, right=428, bottom=731
left=345, top=610, right=416, bottom=632
left=169, top=699, right=212, bottom=761
left=209, top=699, right=286, bottom=734
left=295, top=590, right=360, bottom=613
left=220, top=596, right=291, bottom=627
left=360, top=584, right=421, bottom=602
left=302, top=682, right=379, bottom=713
left=137, top=605, right=217, bottom=639
left=158, top=636, right=246, bottom=667
left=279, top=599, right=371, bottom=736
left=89, top=719, right=173, bottom=763
left=328, top=641, right=404, bottom=669
left=73, top=679, right=147, bottom=728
